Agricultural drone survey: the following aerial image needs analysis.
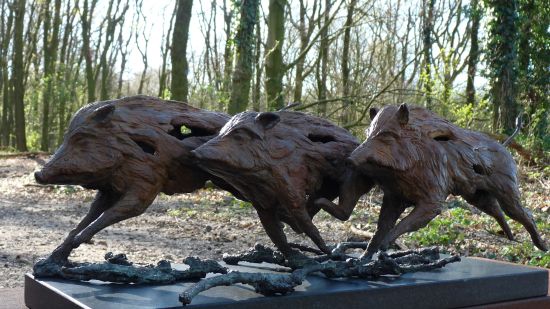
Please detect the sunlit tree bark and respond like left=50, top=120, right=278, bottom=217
left=171, top=0, right=193, bottom=102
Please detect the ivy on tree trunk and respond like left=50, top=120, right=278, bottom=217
left=486, top=0, right=519, bottom=134
left=171, top=0, right=193, bottom=102
left=265, top=0, right=286, bottom=111
left=228, top=0, right=260, bottom=115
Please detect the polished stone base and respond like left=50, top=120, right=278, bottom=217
left=25, top=257, right=549, bottom=309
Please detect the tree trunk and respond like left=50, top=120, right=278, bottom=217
left=265, top=0, right=286, bottom=111
left=1, top=3, right=14, bottom=147
left=340, top=0, right=356, bottom=124
left=99, top=1, right=128, bottom=100
left=13, top=0, right=28, bottom=151
left=171, top=0, right=193, bottom=102
left=40, top=0, right=61, bottom=151
left=81, top=0, right=96, bottom=103
left=252, top=19, right=262, bottom=111
left=57, top=1, right=78, bottom=145
left=421, top=0, right=435, bottom=109
left=465, top=0, right=480, bottom=106
left=517, top=0, right=548, bottom=145
left=292, top=0, right=307, bottom=104
left=158, top=4, right=177, bottom=98
left=487, top=0, right=519, bottom=134
left=316, top=0, right=330, bottom=116
left=221, top=0, right=234, bottom=105
left=228, top=0, right=260, bottom=115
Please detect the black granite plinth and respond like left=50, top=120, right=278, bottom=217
left=25, top=257, right=548, bottom=309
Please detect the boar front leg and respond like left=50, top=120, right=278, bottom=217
left=361, top=194, right=405, bottom=260
left=70, top=189, right=157, bottom=250
left=47, top=190, right=120, bottom=264
left=291, top=205, right=332, bottom=255
left=315, top=171, right=374, bottom=221
left=378, top=200, right=442, bottom=253
left=256, top=207, right=293, bottom=255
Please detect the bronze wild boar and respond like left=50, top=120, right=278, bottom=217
left=34, top=95, right=241, bottom=265
left=346, top=104, right=547, bottom=258
left=192, top=111, right=373, bottom=257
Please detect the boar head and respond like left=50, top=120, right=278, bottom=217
left=349, top=104, right=425, bottom=172
left=35, top=103, right=124, bottom=189
left=192, top=111, right=294, bottom=174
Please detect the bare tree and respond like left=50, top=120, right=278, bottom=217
left=291, top=0, right=318, bottom=104
left=158, top=3, right=177, bottom=98
left=339, top=0, right=356, bottom=124
left=466, top=0, right=480, bottom=106
left=13, top=0, right=28, bottom=151
left=80, top=0, right=98, bottom=103
left=40, top=0, right=62, bottom=151
left=171, top=0, right=193, bottom=102
left=0, top=0, right=14, bottom=147
left=135, top=0, right=151, bottom=94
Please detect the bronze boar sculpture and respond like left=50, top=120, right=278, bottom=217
left=192, top=111, right=373, bottom=260
left=319, top=103, right=547, bottom=260
left=34, top=95, right=243, bottom=270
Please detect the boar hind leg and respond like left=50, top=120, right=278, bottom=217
left=465, top=192, right=514, bottom=240
left=71, top=192, right=154, bottom=249
left=380, top=202, right=442, bottom=252
left=361, top=195, right=405, bottom=260
left=256, top=208, right=293, bottom=256
left=494, top=189, right=548, bottom=251
left=48, top=190, right=119, bottom=264
left=315, top=172, right=375, bottom=221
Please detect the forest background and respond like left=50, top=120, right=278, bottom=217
left=0, top=0, right=548, bottom=161
left=0, top=0, right=549, bottom=276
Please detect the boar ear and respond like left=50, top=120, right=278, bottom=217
left=92, top=104, right=115, bottom=122
left=396, top=103, right=409, bottom=125
left=255, top=112, right=280, bottom=130
left=369, top=107, right=379, bottom=120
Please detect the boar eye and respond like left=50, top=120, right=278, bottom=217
left=379, top=131, right=398, bottom=139
left=70, top=131, right=94, bottom=141
left=131, top=138, right=156, bottom=155
left=231, top=128, right=257, bottom=141
left=232, top=131, right=249, bottom=142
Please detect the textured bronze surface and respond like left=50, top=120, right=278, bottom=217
left=347, top=104, right=547, bottom=258
left=34, top=95, right=240, bottom=266
left=192, top=111, right=373, bottom=257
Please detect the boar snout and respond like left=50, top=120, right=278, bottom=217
left=189, top=149, right=209, bottom=165
left=348, top=145, right=369, bottom=167
left=192, top=141, right=226, bottom=163
left=190, top=149, right=202, bottom=160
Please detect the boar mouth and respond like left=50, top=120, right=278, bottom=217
left=352, top=157, right=396, bottom=173
left=34, top=169, right=110, bottom=186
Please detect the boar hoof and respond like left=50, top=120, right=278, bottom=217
left=285, top=250, right=316, bottom=269
left=358, top=252, right=374, bottom=262
left=33, top=257, right=64, bottom=277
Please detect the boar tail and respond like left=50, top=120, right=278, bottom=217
left=502, top=114, right=522, bottom=147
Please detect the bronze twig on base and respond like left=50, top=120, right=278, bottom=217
left=33, top=253, right=227, bottom=284
left=180, top=244, right=460, bottom=305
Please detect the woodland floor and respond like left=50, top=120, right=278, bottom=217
left=0, top=153, right=548, bottom=288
